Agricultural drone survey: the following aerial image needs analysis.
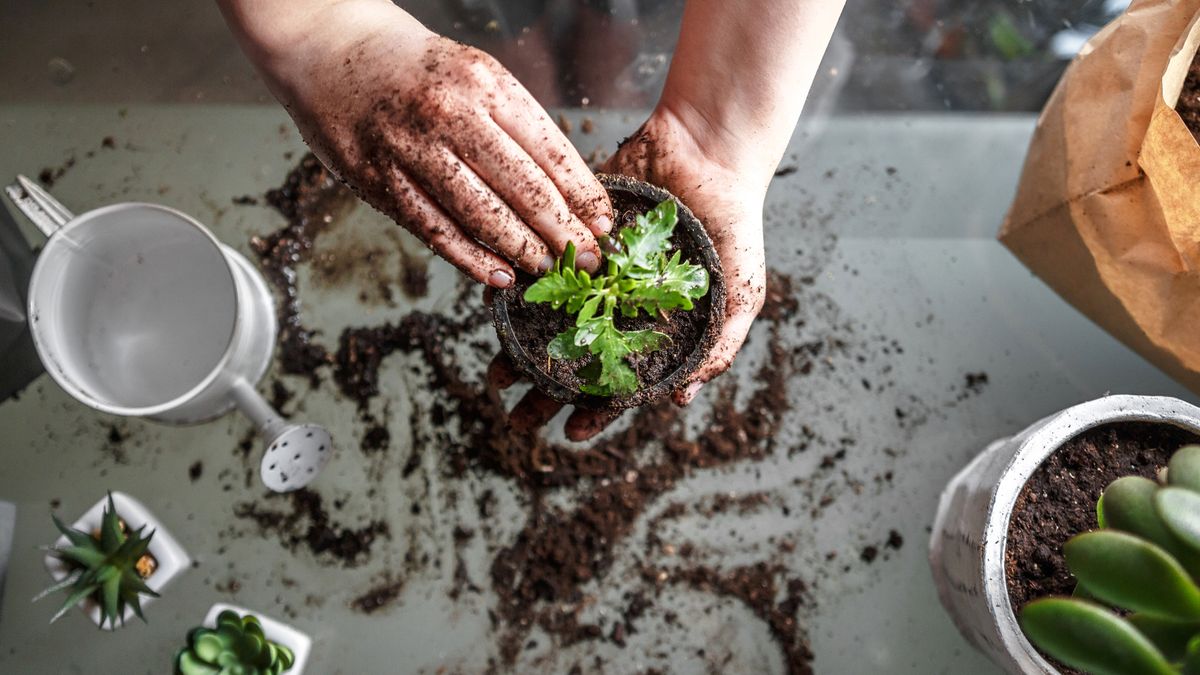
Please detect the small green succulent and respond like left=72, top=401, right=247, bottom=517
left=1021, top=445, right=1200, bottom=674
left=175, top=610, right=295, bottom=675
left=34, top=492, right=159, bottom=628
left=524, top=199, right=709, bottom=396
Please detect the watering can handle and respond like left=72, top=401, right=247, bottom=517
left=3, top=175, right=75, bottom=237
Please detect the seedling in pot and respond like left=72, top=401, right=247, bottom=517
left=35, top=492, right=158, bottom=628
left=176, top=609, right=296, bottom=674
left=524, top=199, right=710, bottom=396
left=1020, top=445, right=1200, bottom=674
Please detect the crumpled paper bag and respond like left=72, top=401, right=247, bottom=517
left=1001, top=0, right=1200, bottom=391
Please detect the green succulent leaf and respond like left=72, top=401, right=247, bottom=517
left=1020, top=598, right=1175, bottom=675
left=176, top=610, right=293, bottom=674
left=1100, top=476, right=1200, bottom=577
left=1169, top=446, right=1200, bottom=493
left=1066, top=530, right=1200, bottom=621
left=37, top=496, right=158, bottom=626
left=1128, top=613, right=1200, bottom=663
left=1158, top=487, right=1200, bottom=554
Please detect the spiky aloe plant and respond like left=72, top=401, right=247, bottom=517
left=175, top=610, right=295, bottom=674
left=1021, top=445, right=1200, bottom=674
left=35, top=492, right=158, bottom=628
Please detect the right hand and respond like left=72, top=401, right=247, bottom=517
left=240, top=0, right=612, bottom=287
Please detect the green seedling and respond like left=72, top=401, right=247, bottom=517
left=1021, top=445, right=1200, bottom=674
left=524, top=199, right=709, bottom=396
left=34, top=492, right=159, bottom=628
left=175, top=609, right=296, bottom=674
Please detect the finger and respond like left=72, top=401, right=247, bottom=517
left=509, top=389, right=564, bottom=432
left=673, top=310, right=757, bottom=406
left=489, top=81, right=613, bottom=236
left=451, top=114, right=603, bottom=271
left=380, top=165, right=515, bottom=288
left=674, top=234, right=766, bottom=406
left=565, top=408, right=623, bottom=442
left=487, top=353, right=521, bottom=390
left=400, top=140, right=551, bottom=274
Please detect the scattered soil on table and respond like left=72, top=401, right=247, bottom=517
left=350, top=573, right=405, bottom=614
left=189, top=461, right=203, bottom=482
left=504, top=188, right=712, bottom=396
left=250, top=155, right=354, bottom=384
left=1006, top=422, right=1200, bottom=613
left=653, top=562, right=813, bottom=674
left=361, top=423, right=390, bottom=454
left=227, top=152, right=965, bottom=673
left=1178, top=49, right=1200, bottom=143
left=233, top=488, right=389, bottom=567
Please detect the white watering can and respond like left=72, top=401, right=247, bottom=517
left=4, top=176, right=331, bottom=492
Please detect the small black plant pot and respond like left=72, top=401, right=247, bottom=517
left=490, top=174, right=725, bottom=411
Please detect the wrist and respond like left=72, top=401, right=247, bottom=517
left=651, top=99, right=776, bottom=194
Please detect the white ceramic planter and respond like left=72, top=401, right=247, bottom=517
left=203, top=604, right=311, bottom=674
left=43, top=491, right=190, bottom=629
left=929, top=395, right=1200, bottom=674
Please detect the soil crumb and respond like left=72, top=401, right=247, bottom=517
left=233, top=488, right=389, bottom=567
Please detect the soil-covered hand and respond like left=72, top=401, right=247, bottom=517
left=224, top=0, right=612, bottom=287
left=602, top=108, right=767, bottom=405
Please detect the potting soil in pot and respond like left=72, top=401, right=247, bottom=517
left=1005, top=422, right=1200, bottom=612
left=503, top=188, right=713, bottom=395
left=1177, top=48, right=1200, bottom=142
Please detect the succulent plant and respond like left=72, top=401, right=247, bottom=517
left=175, top=610, right=295, bottom=675
left=34, top=492, right=159, bottom=628
left=1021, top=445, right=1200, bottom=674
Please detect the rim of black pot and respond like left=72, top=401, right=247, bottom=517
left=490, top=173, right=726, bottom=411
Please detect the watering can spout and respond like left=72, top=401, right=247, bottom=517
left=4, top=176, right=73, bottom=238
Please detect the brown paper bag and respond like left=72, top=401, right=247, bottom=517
left=1001, top=0, right=1200, bottom=391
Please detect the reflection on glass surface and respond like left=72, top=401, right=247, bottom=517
left=403, top=0, right=1131, bottom=112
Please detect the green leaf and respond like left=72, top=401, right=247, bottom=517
left=1066, top=530, right=1200, bottom=620
left=1101, top=476, right=1200, bottom=577
left=608, top=199, right=677, bottom=272
left=577, top=294, right=602, bottom=325
left=562, top=241, right=577, bottom=273
left=623, top=329, right=669, bottom=354
left=1020, top=598, right=1175, bottom=675
left=1170, top=446, right=1200, bottom=493
left=547, top=328, right=588, bottom=360
left=1187, top=635, right=1200, bottom=675
left=1158, top=487, right=1200, bottom=554
left=1128, top=613, right=1200, bottom=662
left=52, top=514, right=94, bottom=549
left=99, top=493, right=125, bottom=552
left=523, top=266, right=591, bottom=309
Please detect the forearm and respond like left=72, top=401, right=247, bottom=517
left=659, top=0, right=845, bottom=186
left=215, top=0, right=428, bottom=90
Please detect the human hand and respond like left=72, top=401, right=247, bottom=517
left=221, top=0, right=612, bottom=286
left=602, top=107, right=768, bottom=405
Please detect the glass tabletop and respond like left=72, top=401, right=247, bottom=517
left=0, top=1, right=1187, bottom=674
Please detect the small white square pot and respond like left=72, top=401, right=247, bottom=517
left=43, top=491, right=190, bottom=629
left=202, top=604, right=311, bottom=674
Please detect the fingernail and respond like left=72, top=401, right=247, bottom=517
left=682, top=381, right=703, bottom=403
left=538, top=255, right=554, bottom=273
left=593, top=215, right=612, bottom=234
left=488, top=270, right=514, bottom=288
left=576, top=251, right=599, bottom=272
